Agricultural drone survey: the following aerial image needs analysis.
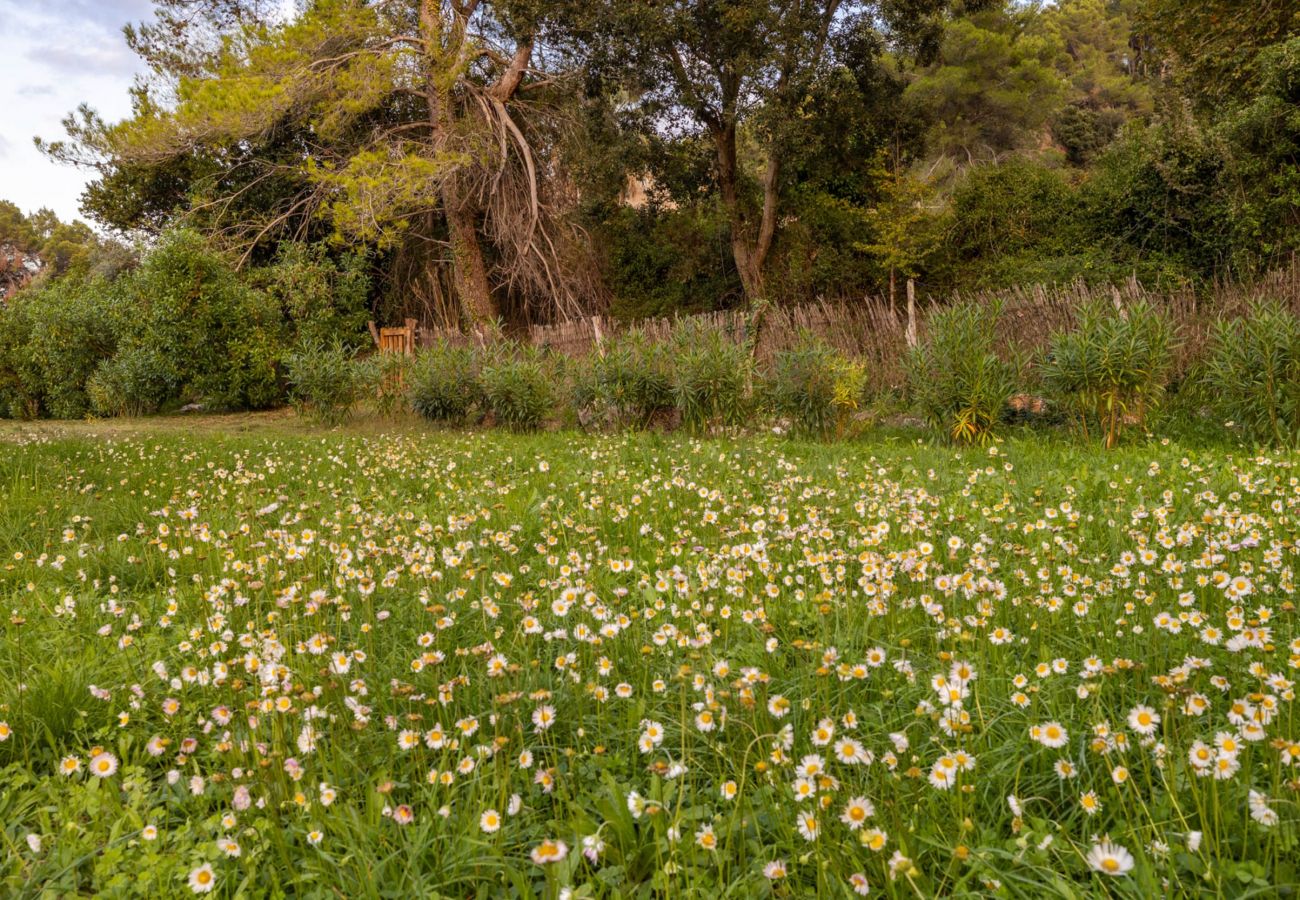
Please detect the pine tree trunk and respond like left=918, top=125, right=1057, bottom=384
left=443, top=178, right=496, bottom=326
left=422, top=0, right=499, bottom=328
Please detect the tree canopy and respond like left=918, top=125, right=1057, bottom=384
left=17, top=0, right=1300, bottom=326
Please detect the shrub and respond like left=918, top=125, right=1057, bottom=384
left=0, top=275, right=121, bottom=419
left=121, top=229, right=288, bottom=411
left=409, top=341, right=481, bottom=424
left=86, top=348, right=176, bottom=417
left=947, top=160, right=1085, bottom=289
left=1040, top=298, right=1174, bottom=448
left=284, top=340, right=365, bottom=425
left=567, top=353, right=603, bottom=429
left=907, top=300, right=1018, bottom=445
left=769, top=338, right=867, bottom=438
left=360, top=351, right=414, bottom=419
left=0, top=231, right=300, bottom=418
left=670, top=321, right=751, bottom=433
left=0, top=299, right=42, bottom=418
left=1203, top=299, right=1300, bottom=447
left=252, top=242, right=371, bottom=350
left=480, top=347, right=555, bottom=432
left=592, top=330, right=675, bottom=428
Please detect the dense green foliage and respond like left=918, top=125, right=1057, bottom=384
left=1204, top=300, right=1300, bottom=448
left=22, top=0, right=1296, bottom=324
left=4, top=0, right=1300, bottom=447
left=0, top=231, right=370, bottom=418
left=907, top=300, right=1020, bottom=445
left=1041, top=298, right=1174, bottom=447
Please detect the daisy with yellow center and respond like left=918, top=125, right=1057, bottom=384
left=89, top=752, right=118, bottom=778
left=530, top=839, right=568, bottom=864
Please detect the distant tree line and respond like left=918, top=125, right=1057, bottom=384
left=8, top=0, right=1300, bottom=334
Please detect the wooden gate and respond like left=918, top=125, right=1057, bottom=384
left=369, top=318, right=419, bottom=355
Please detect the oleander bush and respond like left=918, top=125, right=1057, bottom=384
left=907, top=300, right=1020, bottom=444
left=670, top=321, right=752, bottom=433
left=769, top=337, right=868, bottom=438
left=480, top=346, right=556, bottom=432
left=1203, top=299, right=1300, bottom=447
left=284, top=340, right=365, bottom=425
left=1041, top=298, right=1175, bottom=447
left=592, top=330, right=676, bottom=428
left=409, top=341, right=482, bottom=424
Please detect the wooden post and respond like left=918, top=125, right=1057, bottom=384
left=1112, top=287, right=1127, bottom=319
left=905, top=278, right=918, bottom=349
left=404, top=318, right=418, bottom=354
left=592, top=315, right=605, bottom=357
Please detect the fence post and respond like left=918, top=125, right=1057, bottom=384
left=905, top=278, right=918, bottom=348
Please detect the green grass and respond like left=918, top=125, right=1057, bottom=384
left=0, top=415, right=1297, bottom=898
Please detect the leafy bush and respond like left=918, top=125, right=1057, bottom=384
left=360, top=351, right=414, bottom=419
left=671, top=321, right=752, bottom=433
left=0, top=275, right=121, bottom=419
left=947, top=160, right=1087, bottom=289
left=0, top=298, right=43, bottom=418
left=120, top=230, right=288, bottom=411
left=769, top=338, right=867, bottom=438
left=86, top=347, right=176, bottom=417
left=252, top=241, right=371, bottom=349
left=284, top=340, right=365, bottom=425
left=907, top=300, right=1019, bottom=444
left=592, top=330, right=675, bottom=428
left=601, top=207, right=742, bottom=319
left=1040, top=299, right=1175, bottom=447
left=1081, top=123, right=1232, bottom=281
left=1203, top=299, right=1300, bottom=447
left=409, top=341, right=481, bottom=424
left=0, top=231, right=301, bottom=419
left=480, top=347, right=555, bottom=432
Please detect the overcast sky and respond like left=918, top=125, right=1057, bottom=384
left=0, top=0, right=153, bottom=223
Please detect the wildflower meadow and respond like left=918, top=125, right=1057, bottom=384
left=0, top=426, right=1297, bottom=898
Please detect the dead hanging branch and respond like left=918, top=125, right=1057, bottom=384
left=454, top=71, right=607, bottom=325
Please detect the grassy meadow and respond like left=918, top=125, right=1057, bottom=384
left=0, top=417, right=1297, bottom=898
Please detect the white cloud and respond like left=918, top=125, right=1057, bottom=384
left=0, top=0, right=150, bottom=222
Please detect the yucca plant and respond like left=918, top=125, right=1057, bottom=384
left=907, top=300, right=1019, bottom=445
left=1203, top=299, right=1300, bottom=447
left=1040, top=298, right=1174, bottom=448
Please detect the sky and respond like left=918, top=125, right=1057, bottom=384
left=0, top=0, right=155, bottom=224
